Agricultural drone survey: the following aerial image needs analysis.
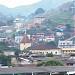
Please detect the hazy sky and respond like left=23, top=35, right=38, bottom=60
left=0, top=0, right=42, bottom=8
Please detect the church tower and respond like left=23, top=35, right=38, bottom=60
left=20, top=29, right=31, bottom=50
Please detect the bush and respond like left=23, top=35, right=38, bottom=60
left=37, top=60, right=63, bottom=66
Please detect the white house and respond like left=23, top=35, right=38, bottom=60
left=0, top=37, right=7, bottom=42
left=15, top=35, right=23, bottom=43
left=44, top=34, right=55, bottom=42
left=13, top=18, right=24, bottom=32
left=58, top=40, right=75, bottom=48
left=3, top=50, right=15, bottom=56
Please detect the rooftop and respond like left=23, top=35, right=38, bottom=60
left=20, top=35, right=30, bottom=43
left=27, top=43, right=59, bottom=50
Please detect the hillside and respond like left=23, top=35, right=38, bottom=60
left=40, top=2, right=74, bottom=26
left=0, top=0, right=72, bottom=16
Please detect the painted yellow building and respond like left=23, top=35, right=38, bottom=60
left=29, top=49, right=61, bottom=55
left=62, top=48, right=75, bottom=54
left=20, top=34, right=31, bottom=50
left=27, top=44, right=62, bottom=55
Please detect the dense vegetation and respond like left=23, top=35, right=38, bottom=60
left=37, top=60, right=63, bottom=66
left=36, top=60, right=64, bottom=75
left=42, top=10, right=74, bottom=27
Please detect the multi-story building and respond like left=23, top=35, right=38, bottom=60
left=58, top=40, right=75, bottom=48
left=13, top=18, right=24, bottom=32
left=62, top=48, right=75, bottom=54
left=58, top=40, right=75, bottom=54
left=44, top=34, right=55, bottom=42
left=27, top=43, right=62, bottom=55
left=34, top=17, right=45, bottom=24
left=0, top=37, right=7, bottom=42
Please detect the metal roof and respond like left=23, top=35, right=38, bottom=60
left=0, top=66, right=75, bottom=74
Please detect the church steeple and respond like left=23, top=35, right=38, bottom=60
left=25, top=29, right=27, bottom=35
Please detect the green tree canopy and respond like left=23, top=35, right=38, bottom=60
left=37, top=60, right=63, bottom=66
left=45, top=41, right=57, bottom=47
left=34, top=8, right=45, bottom=15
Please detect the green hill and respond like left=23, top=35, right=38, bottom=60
left=0, top=0, right=72, bottom=16
left=41, top=2, right=74, bottom=27
left=43, top=11, right=73, bottom=26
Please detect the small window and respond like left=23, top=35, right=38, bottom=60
left=47, top=52, right=48, bottom=54
left=51, top=52, right=53, bottom=54
left=55, top=52, right=57, bottom=54
left=43, top=52, right=44, bottom=54
left=63, top=43, right=65, bottom=45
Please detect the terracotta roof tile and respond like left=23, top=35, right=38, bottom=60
left=20, top=35, right=30, bottom=43
left=27, top=43, right=60, bottom=50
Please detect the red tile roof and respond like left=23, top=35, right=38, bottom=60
left=27, top=43, right=60, bottom=50
left=20, top=35, right=30, bottom=43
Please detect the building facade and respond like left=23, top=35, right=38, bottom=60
left=20, top=34, right=31, bottom=50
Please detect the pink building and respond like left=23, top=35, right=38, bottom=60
left=34, top=17, right=45, bottom=24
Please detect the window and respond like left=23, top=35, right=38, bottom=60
left=55, top=52, right=57, bottom=54
left=63, top=43, right=65, bottom=45
left=66, top=50, right=67, bottom=52
left=47, top=52, right=48, bottom=54
left=51, top=52, right=53, bottom=54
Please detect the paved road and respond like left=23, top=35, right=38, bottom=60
left=0, top=66, right=75, bottom=74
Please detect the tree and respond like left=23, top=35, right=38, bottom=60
left=36, top=60, right=63, bottom=75
left=6, top=56, right=12, bottom=66
left=0, top=54, right=12, bottom=66
left=22, top=49, right=29, bottom=53
left=37, top=60, right=63, bottom=67
left=7, top=18, right=14, bottom=25
left=66, top=24, right=71, bottom=32
left=34, top=8, right=45, bottom=15
left=0, top=21, right=6, bottom=26
left=43, top=19, right=52, bottom=25
left=45, top=41, right=57, bottom=47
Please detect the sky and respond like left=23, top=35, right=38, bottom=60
left=0, top=0, right=42, bottom=8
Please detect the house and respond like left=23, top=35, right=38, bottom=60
left=58, top=40, right=75, bottom=54
left=58, top=40, right=75, bottom=48
left=34, top=17, right=45, bottom=24
left=44, top=34, right=55, bottom=42
left=36, top=32, right=45, bottom=38
left=56, top=30, right=63, bottom=36
left=20, top=34, right=31, bottom=50
left=2, top=50, right=15, bottom=56
left=61, top=59, right=75, bottom=66
left=55, top=25, right=66, bottom=31
left=30, top=35, right=36, bottom=42
left=15, top=32, right=24, bottom=43
left=25, top=23, right=37, bottom=29
left=0, top=37, right=7, bottom=42
left=15, top=35, right=23, bottom=44
left=35, top=32, right=45, bottom=42
left=62, top=48, right=75, bottom=54
left=27, top=43, right=62, bottom=55
left=13, top=18, right=24, bottom=32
